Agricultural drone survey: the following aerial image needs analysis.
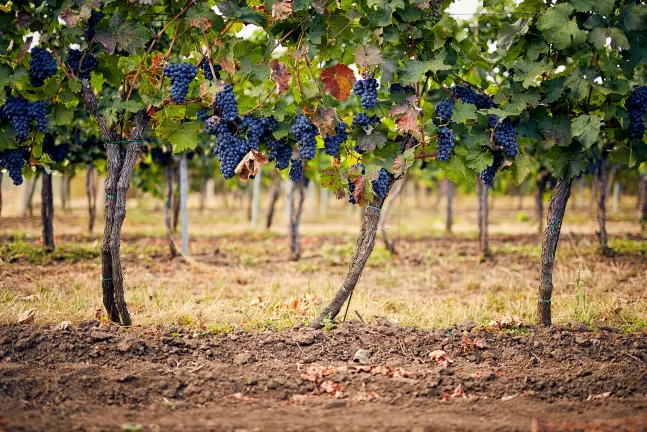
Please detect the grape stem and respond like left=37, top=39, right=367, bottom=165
left=76, top=34, right=96, bottom=77
left=126, top=0, right=195, bottom=102
left=414, top=151, right=438, bottom=160
left=202, top=30, right=218, bottom=81
left=243, top=85, right=276, bottom=115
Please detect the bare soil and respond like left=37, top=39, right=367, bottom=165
left=1, top=322, right=647, bottom=432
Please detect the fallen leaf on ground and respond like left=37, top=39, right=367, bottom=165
left=487, top=315, right=524, bottom=330
left=17, top=309, right=35, bottom=324
left=429, top=349, right=453, bottom=367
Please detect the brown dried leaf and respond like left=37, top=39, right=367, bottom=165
left=272, top=1, right=293, bottom=21
left=429, top=349, right=453, bottom=367
left=236, top=150, right=269, bottom=181
left=312, top=106, right=337, bottom=137
left=349, top=175, right=367, bottom=207
left=320, top=380, right=344, bottom=398
left=354, top=44, right=383, bottom=68
left=269, top=60, right=291, bottom=95
left=389, top=102, right=419, bottom=133
left=17, top=309, right=35, bottom=325
left=320, top=64, right=356, bottom=101
left=15, top=36, right=33, bottom=63
left=220, top=58, right=236, bottom=75
left=186, top=16, right=212, bottom=31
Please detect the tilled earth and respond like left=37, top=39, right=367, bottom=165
left=1, top=322, right=647, bottom=432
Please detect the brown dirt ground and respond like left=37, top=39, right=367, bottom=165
left=1, top=322, right=647, bottom=432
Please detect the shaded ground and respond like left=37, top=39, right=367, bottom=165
left=1, top=323, right=647, bottom=431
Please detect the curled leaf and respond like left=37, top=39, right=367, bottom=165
left=236, top=150, right=269, bottom=181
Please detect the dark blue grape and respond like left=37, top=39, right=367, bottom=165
left=1, top=97, right=48, bottom=141
left=452, top=85, right=496, bottom=109
left=213, top=132, right=248, bottom=179
left=42, top=134, right=68, bottom=163
left=434, top=98, right=455, bottom=125
left=200, top=59, right=221, bottom=80
left=627, top=86, right=647, bottom=139
left=291, top=114, right=318, bottom=160
left=29, top=47, right=58, bottom=87
left=0, top=149, right=26, bottom=185
left=389, top=83, right=415, bottom=94
left=323, top=121, right=348, bottom=156
left=240, top=116, right=266, bottom=151
left=204, top=116, right=231, bottom=136
left=489, top=115, right=518, bottom=158
left=266, top=138, right=292, bottom=170
left=479, top=151, right=504, bottom=187
left=289, top=159, right=304, bottom=182
left=215, top=84, right=238, bottom=121
left=85, top=9, right=104, bottom=41
left=353, top=77, right=378, bottom=109
left=371, top=168, right=389, bottom=199
left=197, top=108, right=210, bottom=121
left=351, top=113, right=380, bottom=129
left=163, top=62, right=198, bottom=103
left=67, top=49, right=98, bottom=79
left=436, top=126, right=455, bottom=162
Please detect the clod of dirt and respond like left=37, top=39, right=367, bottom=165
left=54, top=321, right=72, bottom=331
left=353, top=349, right=371, bottom=365
left=90, top=330, right=112, bottom=342
left=234, top=352, right=253, bottom=365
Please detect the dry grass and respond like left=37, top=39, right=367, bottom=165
left=1, top=182, right=646, bottom=333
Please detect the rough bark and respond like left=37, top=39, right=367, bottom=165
left=536, top=173, right=548, bottom=234
left=27, top=172, right=40, bottom=217
left=41, top=169, right=55, bottom=251
left=265, top=170, right=281, bottom=229
left=288, top=179, right=306, bottom=261
left=311, top=176, right=397, bottom=329
left=86, top=165, right=97, bottom=233
left=595, top=153, right=612, bottom=256
left=537, top=178, right=572, bottom=327
left=478, top=180, right=489, bottom=257
left=445, top=178, right=454, bottom=233
left=640, top=173, right=647, bottom=230
left=164, top=164, right=179, bottom=258
left=380, top=174, right=407, bottom=255
left=0, top=172, right=2, bottom=220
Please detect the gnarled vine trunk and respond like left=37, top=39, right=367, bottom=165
left=265, top=170, right=281, bottom=229
left=41, top=169, right=55, bottom=251
left=537, top=178, right=572, bottom=326
left=288, top=179, right=306, bottom=261
left=640, top=173, right=647, bottom=230
left=477, top=179, right=489, bottom=257
left=86, top=164, right=97, bottom=234
left=595, top=153, right=612, bottom=256
left=536, top=172, right=548, bottom=234
left=380, top=173, right=407, bottom=255
left=311, top=176, right=397, bottom=329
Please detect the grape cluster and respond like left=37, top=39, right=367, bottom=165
left=627, top=86, right=647, bottom=139
left=323, top=121, right=348, bottom=156
left=291, top=114, right=318, bottom=160
left=436, top=126, right=456, bottom=162
left=240, top=116, right=265, bottom=150
left=214, top=133, right=248, bottom=179
left=372, top=168, right=389, bottom=199
left=289, top=159, right=304, bottom=182
left=215, top=84, right=238, bottom=121
left=452, top=85, right=496, bottom=109
left=67, top=49, right=98, bottom=79
left=489, top=115, right=518, bottom=158
left=389, top=83, right=415, bottom=94
left=204, top=116, right=231, bottom=136
left=85, top=9, right=105, bottom=41
left=430, top=0, right=443, bottom=17
left=1, top=96, right=48, bottom=141
left=29, top=47, right=58, bottom=87
left=0, top=149, right=27, bottom=186
left=479, top=151, right=504, bottom=187
left=200, top=59, right=221, bottom=80
left=353, top=77, right=379, bottom=109
left=163, top=63, right=197, bottom=103
left=351, top=113, right=380, bottom=129
left=434, top=98, right=455, bottom=125
left=197, top=108, right=210, bottom=122
left=151, top=147, right=173, bottom=166
left=266, top=138, right=292, bottom=170
left=43, top=134, right=68, bottom=163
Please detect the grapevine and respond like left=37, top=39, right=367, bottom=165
left=436, top=126, right=456, bottom=162
left=479, top=151, right=504, bottom=187
left=352, top=76, right=379, bottom=109
left=289, top=159, right=304, bottom=182
left=67, top=49, right=98, bottom=79
left=627, top=86, right=647, bottom=140
left=372, top=168, right=389, bottom=199
left=0, top=149, right=27, bottom=185
left=291, top=114, right=318, bottom=160
left=163, top=63, right=198, bottom=103
left=323, top=121, right=348, bottom=156
left=29, top=47, right=58, bottom=87
left=215, top=84, right=239, bottom=122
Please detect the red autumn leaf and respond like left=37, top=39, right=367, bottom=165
left=269, top=60, right=291, bottom=95
left=320, top=64, right=356, bottom=101
left=389, top=99, right=420, bottom=133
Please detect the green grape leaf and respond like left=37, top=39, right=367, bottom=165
left=536, top=4, right=589, bottom=50
left=399, top=51, right=451, bottom=83
left=510, top=153, right=531, bottom=185
left=512, top=59, right=553, bottom=88
left=621, top=4, right=647, bottom=31
left=589, top=28, right=629, bottom=50
left=465, top=148, right=494, bottom=173
left=497, top=18, right=531, bottom=51
left=452, top=101, right=477, bottom=123
left=54, top=104, right=75, bottom=126
left=157, top=120, right=201, bottom=153
left=443, top=156, right=475, bottom=186
left=571, top=114, right=601, bottom=148
left=571, top=0, right=615, bottom=15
